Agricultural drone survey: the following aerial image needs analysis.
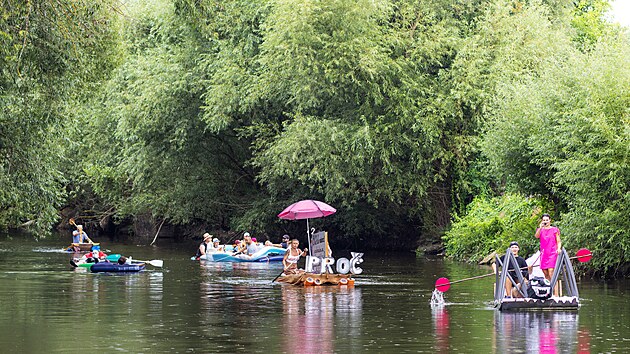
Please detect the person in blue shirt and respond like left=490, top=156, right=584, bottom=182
left=243, top=233, right=259, bottom=256
left=72, top=225, right=92, bottom=244
left=281, top=234, right=290, bottom=249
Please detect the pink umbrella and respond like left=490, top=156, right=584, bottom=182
left=278, top=200, right=336, bottom=255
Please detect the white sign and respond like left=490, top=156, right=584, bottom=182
left=305, top=252, right=364, bottom=275
left=309, top=231, right=330, bottom=273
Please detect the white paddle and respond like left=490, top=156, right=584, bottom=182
left=133, top=259, right=164, bottom=267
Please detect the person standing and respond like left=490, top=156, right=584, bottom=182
left=535, top=213, right=562, bottom=296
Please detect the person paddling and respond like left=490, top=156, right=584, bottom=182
left=72, top=224, right=93, bottom=244
left=282, top=239, right=308, bottom=275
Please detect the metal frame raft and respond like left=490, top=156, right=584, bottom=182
left=493, top=248, right=580, bottom=311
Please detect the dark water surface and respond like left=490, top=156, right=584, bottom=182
left=0, top=232, right=628, bottom=353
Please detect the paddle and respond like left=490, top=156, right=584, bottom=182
left=133, top=259, right=164, bottom=267
left=69, top=218, right=94, bottom=244
left=271, top=269, right=285, bottom=283
left=435, top=248, right=592, bottom=292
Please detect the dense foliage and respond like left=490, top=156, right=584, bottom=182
left=0, top=0, right=120, bottom=232
left=1, top=0, right=628, bottom=274
left=443, top=194, right=552, bottom=262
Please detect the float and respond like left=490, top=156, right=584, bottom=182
left=275, top=231, right=363, bottom=287
left=274, top=200, right=364, bottom=287
left=492, top=248, right=590, bottom=311
left=194, top=246, right=287, bottom=262
left=90, top=262, right=146, bottom=273
left=432, top=247, right=592, bottom=311
left=65, top=243, right=99, bottom=252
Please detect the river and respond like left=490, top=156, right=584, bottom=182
left=0, top=232, right=628, bottom=353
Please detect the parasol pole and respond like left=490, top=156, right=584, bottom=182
left=306, top=218, right=312, bottom=256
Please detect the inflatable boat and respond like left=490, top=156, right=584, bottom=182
left=90, top=262, right=145, bottom=273
left=194, top=246, right=287, bottom=262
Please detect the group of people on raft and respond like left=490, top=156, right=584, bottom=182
left=492, top=213, right=562, bottom=298
left=194, top=232, right=308, bottom=274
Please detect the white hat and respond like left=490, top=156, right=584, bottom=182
left=244, top=232, right=250, bottom=237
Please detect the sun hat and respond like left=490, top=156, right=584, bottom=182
left=213, top=238, right=220, bottom=243
left=203, top=233, right=212, bottom=241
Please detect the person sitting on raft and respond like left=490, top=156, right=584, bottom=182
left=72, top=224, right=93, bottom=244
left=230, top=239, right=245, bottom=255
left=194, top=233, right=213, bottom=260
left=212, top=238, right=224, bottom=252
left=82, top=247, right=107, bottom=263
left=492, top=241, right=529, bottom=298
left=282, top=239, right=308, bottom=275
left=244, top=233, right=260, bottom=256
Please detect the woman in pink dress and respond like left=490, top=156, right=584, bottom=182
left=535, top=213, right=562, bottom=296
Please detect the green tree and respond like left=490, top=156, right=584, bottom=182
left=481, top=36, right=629, bottom=274
left=0, top=1, right=120, bottom=232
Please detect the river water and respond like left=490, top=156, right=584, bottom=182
left=0, top=232, right=628, bottom=353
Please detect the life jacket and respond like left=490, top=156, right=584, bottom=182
left=527, top=276, right=552, bottom=299
left=195, top=242, right=208, bottom=259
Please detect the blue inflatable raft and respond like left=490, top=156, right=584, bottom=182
left=90, top=262, right=145, bottom=273
left=195, top=246, right=287, bottom=262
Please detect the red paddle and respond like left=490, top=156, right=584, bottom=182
left=575, top=248, right=592, bottom=263
left=435, top=248, right=593, bottom=292
left=435, top=277, right=451, bottom=292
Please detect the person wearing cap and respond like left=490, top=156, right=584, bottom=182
left=211, top=238, right=224, bottom=252
left=281, top=234, right=290, bottom=249
left=243, top=232, right=260, bottom=256
left=194, top=233, right=213, bottom=260
left=232, top=239, right=247, bottom=255
left=492, top=241, right=529, bottom=298
left=72, top=225, right=92, bottom=244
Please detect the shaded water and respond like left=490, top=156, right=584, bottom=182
left=0, top=232, right=629, bottom=353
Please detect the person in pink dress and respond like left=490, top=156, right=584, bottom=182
left=535, top=213, right=562, bottom=296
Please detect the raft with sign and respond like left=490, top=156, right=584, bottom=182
left=276, top=231, right=363, bottom=286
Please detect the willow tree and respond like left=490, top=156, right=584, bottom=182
left=173, top=0, right=490, bottom=245
left=481, top=37, right=630, bottom=274
left=0, top=1, right=120, bottom=232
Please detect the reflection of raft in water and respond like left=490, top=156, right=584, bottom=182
left=277, top=272, right=355, bottom=287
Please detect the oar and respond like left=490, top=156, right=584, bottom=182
left=271, top=269, right=285, bottom=283
left=435, top=248, right=592, bottom=292
left=133, top=259, right=164, bottom=267
left=69, top=218, right=94, bottom=244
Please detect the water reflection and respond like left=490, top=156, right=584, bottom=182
left=282, top=286, right=363, bottom=353
left=432, top=306, right=450, bottom=353
left=493, top=311, right=583, bottom=353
